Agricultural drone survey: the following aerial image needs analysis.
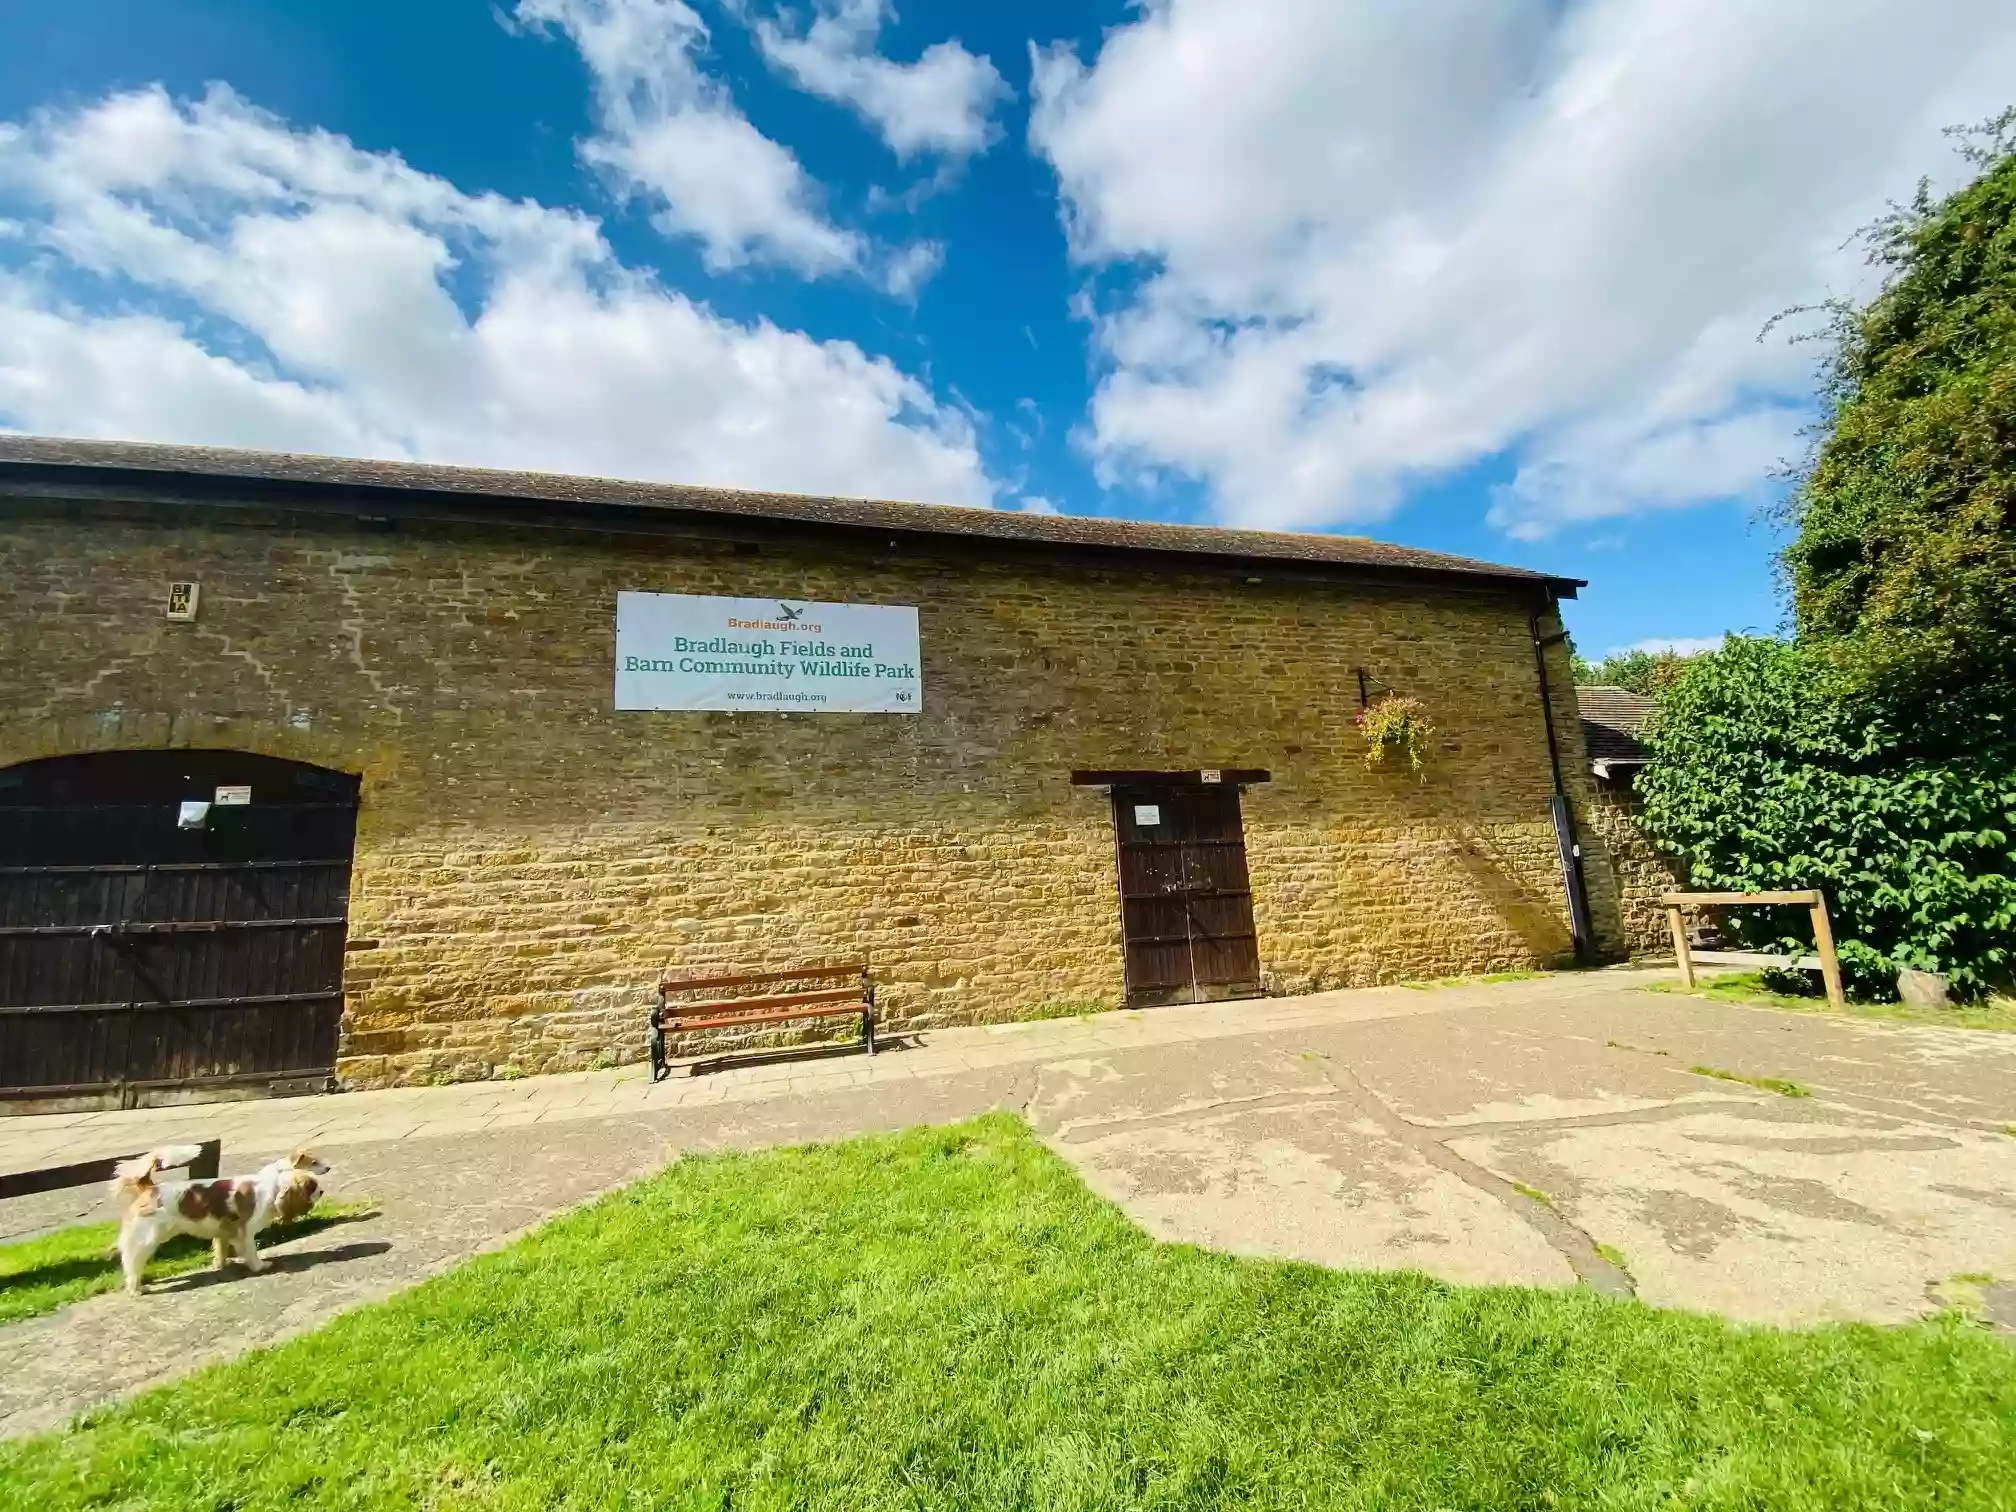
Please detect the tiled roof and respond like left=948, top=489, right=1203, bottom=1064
left=0, top=435, right=1582, bottom=594
left=1576, top=685, right=1658, bottom=763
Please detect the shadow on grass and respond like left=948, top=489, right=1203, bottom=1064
left=0, top=1204, right=380, bottom=1325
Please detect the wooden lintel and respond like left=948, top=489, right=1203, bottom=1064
left=1070, top=769, right=1271, bottom=787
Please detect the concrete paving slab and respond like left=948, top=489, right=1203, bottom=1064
left=1450, top=1104, right=2016, bottom=1325
left=1059, top=1094, right=1576, bottom=1287
left=1027, top=1038, right=1333, bottom=1137
left=1488, top=990, right=2016, bottom=1127
left=1027, top=1035, right=1629, bottom=1295
left=1298, top=1014, right=1738, bottom=1128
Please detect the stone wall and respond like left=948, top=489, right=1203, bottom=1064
left=1586, top=781, right=1687, bottom=957
left=0, top=498, right=1624, bottom=1086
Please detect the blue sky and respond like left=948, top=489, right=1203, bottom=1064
left=2, top=1, right=2012, bottom=660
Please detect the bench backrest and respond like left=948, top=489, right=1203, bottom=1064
left=659, top=962, right=868, bottom=994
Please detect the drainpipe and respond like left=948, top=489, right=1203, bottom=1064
left=1530, top=601, right=1594, bottom=964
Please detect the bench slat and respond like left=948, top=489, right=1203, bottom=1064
left=664, top=986, right=861, bottom=1017
left=659, top=963, right=867, bottom=992
left=666, top=1004, right=866, bottom=1032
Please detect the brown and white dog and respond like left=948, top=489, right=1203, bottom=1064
left=107, top=1147, right=331, bottom=1294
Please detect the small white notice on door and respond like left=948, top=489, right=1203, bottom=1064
left=214, top=785, right=251, bottom=806
left=1133, top=804, right=1161, bottom=826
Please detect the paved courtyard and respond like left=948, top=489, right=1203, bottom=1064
left=2, top=967, right=2013, bottom=1438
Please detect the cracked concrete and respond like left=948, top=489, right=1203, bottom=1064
left=2, top=967, right=2013, bottom=1437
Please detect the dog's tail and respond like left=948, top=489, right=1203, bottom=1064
left=108, top=1151, right=163, bottom=1215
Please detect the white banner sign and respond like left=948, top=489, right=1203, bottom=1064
left=615, top=592, right=922, bottom=713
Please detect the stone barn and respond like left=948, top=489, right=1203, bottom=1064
left=0, top=436, right=1623, bottom=1108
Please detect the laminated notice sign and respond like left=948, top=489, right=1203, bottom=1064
left=615, top=592, right=922, bottom=714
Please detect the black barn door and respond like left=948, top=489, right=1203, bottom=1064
left=0, top=751, right=359, bottom=1108
left=1113, top=785, right=1262, bottom=1007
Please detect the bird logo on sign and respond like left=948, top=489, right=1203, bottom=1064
left=776, top=603, right=805, bottom=622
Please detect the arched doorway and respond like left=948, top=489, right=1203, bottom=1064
left=0, top=751, right=360, bottom=1110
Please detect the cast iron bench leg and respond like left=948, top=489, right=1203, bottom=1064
left=649, top=1002, right=668, bottom=1083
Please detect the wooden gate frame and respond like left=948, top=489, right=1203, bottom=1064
left=1660, top=890, right=1845, bottom=1009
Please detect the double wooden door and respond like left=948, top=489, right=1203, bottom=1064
left=1112, top=785, right=1262, bottom=1007
left=0, top=750, right=359, bottom=1108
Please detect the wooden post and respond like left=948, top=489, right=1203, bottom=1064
left=1809, top=894, right=1847, bottom=1010
left=1667, top=904, right=1694, bottom=988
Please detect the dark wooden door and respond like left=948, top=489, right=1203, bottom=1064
left=0, top=751, right=359, bottom=1108
left=1112, top=785, right=1262, bottom=1007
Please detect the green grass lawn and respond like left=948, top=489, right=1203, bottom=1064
left=2, top=1117, right=2011, bottom=1510
left=1645, top=971, right=2016, bottom=1031
left=0, top=1203, right=377, bottom=1326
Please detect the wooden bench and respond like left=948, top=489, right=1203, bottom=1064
left=650, top=964, right=875, bottom=1080
left=0, top=1138, right=220, bottom=1202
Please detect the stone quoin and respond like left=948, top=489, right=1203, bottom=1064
left=0, top=436, right=1625, bottom=1102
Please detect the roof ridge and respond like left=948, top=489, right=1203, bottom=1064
left=0, top=434, right=1582, bottom=593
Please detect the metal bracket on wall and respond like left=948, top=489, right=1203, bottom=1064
left=1353, top=668, right=1404, bottom=710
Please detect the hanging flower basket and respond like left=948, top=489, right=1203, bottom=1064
left=1356, top=694, right=1435, bottom=779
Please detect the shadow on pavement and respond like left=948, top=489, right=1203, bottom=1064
left=147, top=1239, right=394, bottom=1294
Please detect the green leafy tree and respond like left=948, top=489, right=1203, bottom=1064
left=1785, top=111, right=2016, bottom=717
left=1637, top=638, right=2016, bottom=997
left=1572, top=647, right=1702, bottom=697
left=1638, top=116, right=2016, bottom=1000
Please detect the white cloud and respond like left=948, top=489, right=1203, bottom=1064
left=1017, top=495, right=1060, bottom=515
left=881, top=237, right=943, bottom=300
left=517, top=0, right=863, bottom=275
left=1030, top=0, right=2016, bottom=538
left=1605, top=636, right=1727, bottom=660
left=0, top=85, right=995, bottom=506
left=748, top=0, right=1006, bottom=161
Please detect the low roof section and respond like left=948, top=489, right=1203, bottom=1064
left=1577, top=685, right=1659, bottom=780
left=0, top=436, right=1582, bottom=601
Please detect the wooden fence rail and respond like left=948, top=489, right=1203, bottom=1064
left=1659, top=890, right=1845, bottom=1009
left=0, top=1138, right=220, bottom=1202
